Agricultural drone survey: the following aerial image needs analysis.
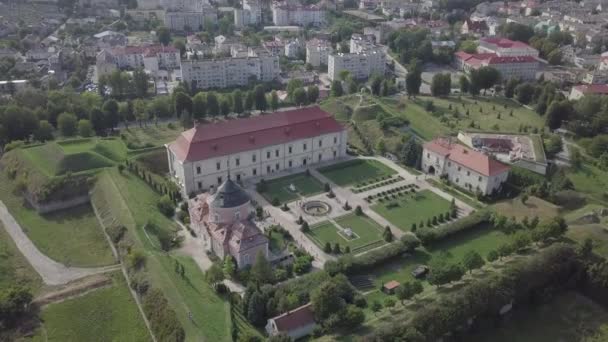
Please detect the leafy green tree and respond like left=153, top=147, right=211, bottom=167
left=487, top=250, right=499, bottom=262
left=157, top=26, right=171, bottom=46
left=504, top=78, right=520, bottom=98
left=251, top=251, right=274, bottom=284
left=459, top=75, right=470, bottom=93
left=174, top=91, right=192, bottom=117
left=470, top=66, right=500, bottom=95
left=370, top=300, right=382, bottom=316
left=515, top=83, right=535, bottom=104
left=287, top=79, right=303, bottom=100
left=78, top=119, right=93, bottom=137
left=254, top=85, right=267, bottom=111
left=427, top=256, right=464, bottom=287
left=462, top=250, right=485, bottom=273
left=205, top=263, right=224, bottom=286
left=331, top=80, right=343, bottom=97
left=232, top=89, right=244, bottom=114
left=395, top=281, right=423, bottom=304
left=192, top=92, right=207, bottom=119
left=270, top=90, right=279, bottom=111
left=223, top=255, right=236, bottom=278
left=307, top=85, right=319, bottom=103
left=34, top=120, right=54, bottom=142
left=57, top=112, right=78, bottom=136
left=383, top=226, right=393, bottom=242
left=132, top=68, right=149, bottom=97
left=246, top=291, right=266, bottom=326
left=545, top=100, right=573, bottom=130
left=90, top=108, right=106, bottom=135
left=220, top=97, right=231, bottom=116
left=293, top=88, right=308, bottom=106
left=245, top=91, right=255, bottom=111
left=406, top=61, right=422, bottom=97
left=431, top=73, right=451, bottom=96
left=206, top=92, right=219, bottom=116
left=383, top=297, right=396, bottom=310
left=133, top=99, right=148, bottom=127
left=577, top=238, right=594, bottom=258
left=102, top=99, right=120, bottom=131
left=400, top=137, right=422, bottom=168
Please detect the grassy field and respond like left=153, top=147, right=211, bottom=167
left=0, top=172, right=115, bottom=267
left=20, top=138, right=127, bottom=176
left=122, top=124, right=184, bottom=149
left=567, top=224, right=608, bottom=258
left=371, top=190, right=452, bottom=232
left=493, top=196, right=561, bottom=221
left=567, top=164, right=608, bottom=204
left=320, top=94, right=362, bottom=122
left=318, top=159, right=397, bottom=187
left=306, top=214, right=386, bottom=253
left=375, top=95, right=544, bottom=141
left=467, top=291, right=608, bottom=342
left=268, top=231, right=288, bottom=254
left=97, top=170, right=231, bottom=342
left=30, top=272, right=150, bottom=342
left=259, top=173, right=324, bottom=203
left=0, top=222, right=42, bottom=293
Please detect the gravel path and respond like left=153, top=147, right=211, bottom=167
left=0, top=201, right=120, bottom=286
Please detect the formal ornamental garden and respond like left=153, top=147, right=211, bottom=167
left=257, top=172, right=324, bottom=204
left=317, top=159, right=397, bottom=186
left=305, top=213, right=388, bottom=254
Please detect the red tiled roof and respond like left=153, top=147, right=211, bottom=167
left=480, top=37, right=532, bottom=49
left=111, top=45, right=178, bottom=56
left=271, top=303, right=315, bottom=332
left=384, top=280, right=400, bottom=290
left=457, top=51, right=537, bottom=67
left=169, top=106, right=344, bottom=162
left=487, top=55, right=537, bottom=64
left=464, top=19, right=488, bottom=31
left=424, top=139, right=510, bottom=177
left=573, top=84, right=608, bottom=94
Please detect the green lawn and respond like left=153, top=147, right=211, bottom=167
left=0, top=172, right=115, bottom=267
left=97, top=169, right=231, bottom=342
left=268, top=231, right=288, bottom=254
left=306, top=214, right=386, bottom=253
left=0, top=222, right=42, bottom=293
left=371, top=190, right=451, bottom=232
left=567, top=224, right=608, bottom=259
left=318, top=159, right=397, bottom=187
left=31, top=272, right=150, bottom=342
left=122, top=124, right=184, bottom=149
left=567, top=164, right=608, bottom=204
left=376, top=95, right=545, bottom=141
left=260, top=172, right=324, bottom=203
left=467, top=291, right=608, bottom=342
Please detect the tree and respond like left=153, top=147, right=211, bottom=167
left=383, top=297, right=396, bottom=310
left=192, top=92, right=207, bottom=120
left=270, top=90, right=279, bottom=111
left=577, top=238, right=593, bottom=258
left=547, top=49, right=562, bottom=65
left=331, top=80, right=343, bottom=97
left=220, top=97, right=231, bottom=116
left=459, top=75, right=470, bottom=93
left=254, top=85, right=267, bottom=112
left=431, top=73, right=451, bottom=97
left=470, top=67, right=500, bottom=95
left=78, top=119, right=93, bottom=137
left=245, top=91, right=255, bottom=111
left=370, top=74, right=383, bottom=95
left=246, top=291, right=266, bottom=326
left=0, top=286, right=33, bottom=328
left=132, top=68, right=149, bottom=97
left=504, top=78, right=520, bottom=98
left=406, top=68, right=422, bottom=97
left=515, top=83, right=535, bottom=104
left=205, top=263, right=224, bottom=286
left=545, top=100, right=573, bottom=130
left=157, top=26, right=171, bottom=46
left=133, top=99, right=148, bottom=127
left=460, top=40, right=478, bottom=53
left=233, top=90, right=244, bottom=114
left=287, top=79, right=303, bottom=100
left=102, top=99, right=120, bottom=131
left=174, top=91, right=193, bottom=117
left=293, top=88, right=308, bottom=106
left=34, top=120, right=54, bottom=142
left=324, top=242, right=332, bottom=253
left=308, top=85, right=319, bottom=103
left=57, top=112, right=78, bottom=136
left=462, top=250, right=485, bottom=273
left=206, top=92, right=219, bottom=116
left=427, top=257, right=464, bottom=287
left=383, top=226, right=393, bottom=242
left=376, top=139, right=386, bottom=154
left=251, top=251, right=274, bottom=284
left=395, top=281, right=423, bottom=304
left=370, top=300, right=382, bottom=316
left=311, top=277, right=353, bottom=321
left=487, top=250, right=499, bottom=262
left=157, top=195, right=175, bottom=216
left=342, top=305, right=365, bottom=328
left=400, top=137, right=422, bottom=168
left=223, top=255, right=236, bottom=278
left=500, top=22, right=535, bottom=42
left=268, top=333, right=292, bottom=342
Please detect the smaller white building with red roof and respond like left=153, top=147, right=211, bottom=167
left=478, top=37, right=539, bottom=58
left=455, top=51, right=538, bottom=81
left=422, top=138, right=510, bottom=196
left=266, top=303, right=316, bottom=340
left=569, top=84, right=608, bottom=100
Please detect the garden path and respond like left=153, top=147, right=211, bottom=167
left=0, top=201, right=120, bottom=286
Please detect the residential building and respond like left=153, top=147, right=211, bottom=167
left=165, top=106, right=347, bottom=194
left=306, top=38, right=333, bottom=67
left=461, top=19, right=489, bottom=36
left=454, top=51, right=538, bottom=80
left=164, top=6, right=217, bottom=31
left=234, top=0, right=262, bottom=27
left=422, top=138, right=510, bottom=196
left=569, top=84, right=608, bottom=100
left=266, top=303, right=316, bottom=340
left=263, top=40, right=286, bottom=56
left=95, top=45, right=180, bottom=77
left=328, top=35, right=385, bottom=81
left=189, top=178, right=268, bottom=268
left=180, top=48, right=280, bottom=89
left=272, top=2, right=326, bottom=26
left=477, top=37, right=539, bottom=58
left=284, top=39, right=303, bottom=58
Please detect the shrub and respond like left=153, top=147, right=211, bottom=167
left=324, top=183, right=331, bottom=192
left=129, top=272, right=150, bottom=295
left=301, top=221, right=310, bottom=232
left=157, top=195, right=175, bottom=217
left=272, top=197, right=280, bottom=206
left=142, top=289, right=185, bottom=342
left=107, top=225, right=127, bottom=244
left=355, top=205, right=363, bottom=215
left=126, top=249, right=146, bottom=270
left=416, top=210, right=492, bottom=245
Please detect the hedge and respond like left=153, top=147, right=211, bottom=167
left=416, top=209, right=492, bottom=245
left=325, top=235, right=420, bottom=275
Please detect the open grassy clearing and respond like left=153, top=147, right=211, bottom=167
left=467, top=291, right=608, bottom=342
left=567, top=164, right=608, bottom=204
left=375, top=95, right=544, bottom=141
left=98, top=169, right=231, bottom=341
left=371, top=189, right=452, bottom=232
left=20, top=138, right=127, bottom=176
left=121, top=124, right=184, bottom=149
left=259, top=172, right=324, bottom=203
left=493, top=196, right=561, bottom=221
left=30, top=272, right=150, bottom=342
left=306, top=214, right=386, bottom=253
left=0, top=172, right=115, bottom=267
left=318, top=159, right=397, bottom=186
left=320, top=94, right=362, bottom=122
left=567, top=224, right=608, bottom=258
left=0, top=222, right=42, bottom=293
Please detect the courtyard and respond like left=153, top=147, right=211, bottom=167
left=317, top=159, right=397, bottom=187
left=258, top=172, right=325, bottom=204
left=371, top=189, right=453, bottom=232
left=306, top=213, right=387, bottom=254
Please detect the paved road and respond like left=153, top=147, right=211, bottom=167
left=0, top=201, right=120, bottom=286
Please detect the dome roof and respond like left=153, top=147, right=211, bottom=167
left=209, top=178, right=250, bottom=208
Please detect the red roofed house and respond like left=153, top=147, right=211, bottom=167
left=569, top=84, right=608, bottom=100
left=478, top=37, right=539, bottom=58
left=454, top=51, right=538, bottom=81
left=166, top=106, right=347, bottom=195
left=266, top=303, right=316, bottom=340
left=422, top=138, right=510, bottom=196
left=461, top=19, right=488, bottom=36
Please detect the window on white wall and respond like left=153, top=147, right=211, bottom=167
left=216, top=162, right=220, bottom=170
left=334, top=136, right=337, bottom=144
left=196, top=166, right=201, bottom=174
left=252, top=154, right=256, bottom=162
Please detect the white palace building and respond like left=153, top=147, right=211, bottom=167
left=166, top=106, right=348, bottom=195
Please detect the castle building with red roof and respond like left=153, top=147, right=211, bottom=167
left=454, top=50, right=538, bottom=81
left=166, top=106, right=347, bottom=195
left=478, top=37, right=539, bottom=58
left=189, top=177, right=268, bottom=268
left=422, top=138, right=510, bottom=196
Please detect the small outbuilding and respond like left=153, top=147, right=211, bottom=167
left=266, top=303, right=316, bottom=340
left=382, top=280, right=401, bottom=294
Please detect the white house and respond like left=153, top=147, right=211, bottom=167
left=166, top=106, right=348, bottom=194
left=422, top=138, right=511, bottom=196
left=272, top=2, right=326, bottom=26
left=266, top=303, right=316, bottom=340
left=306, top=38, right=333, bottom=67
